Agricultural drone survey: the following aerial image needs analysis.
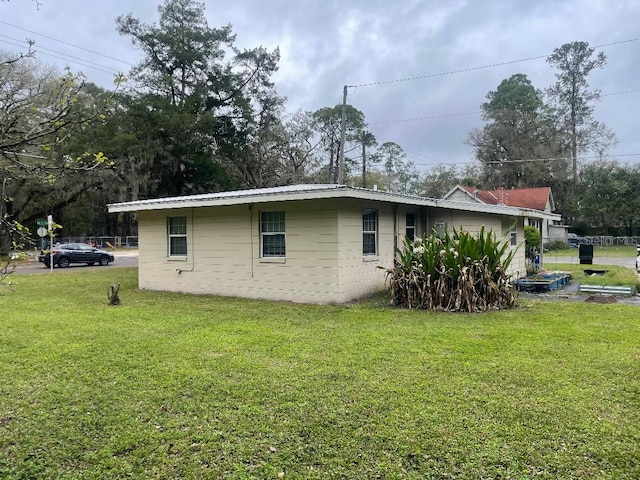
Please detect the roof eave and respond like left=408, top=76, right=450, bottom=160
left=107, top=185, right=550, bottom=219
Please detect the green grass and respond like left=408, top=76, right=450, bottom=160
left=597, top=245, right=638, bottom=257
left=545, top=263, right=640, bottom=291
left=546, top=245, right=638, bottom=258
left=1, top=268, right=639, bottom=479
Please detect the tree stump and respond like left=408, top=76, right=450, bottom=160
left=108, top=283, right=121, bottom=306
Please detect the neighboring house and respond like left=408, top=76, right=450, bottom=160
left=443, top=185, right=564, bottom=245
left=108, top=184, right=549, bottom=304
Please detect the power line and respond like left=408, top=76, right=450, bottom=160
left=0, top=19, right=134, bottom=67
left=483, top=153, right=640, bottom=166
left=602, top=88, right=640, bottom=96
left=404, top=150, right=440, bottom=166
left=367, top=88, right=639, bottom=126
left=408, top=153, right=640, bottom=167
left=0, top=38, right=27, bottom=51
left=349, top=38, right=640, bottom=88
left=0, top=39, right=118, bottom=76
left=369, top=111, right=480, bottom=125
left=0, top=35, right=121, bottom=75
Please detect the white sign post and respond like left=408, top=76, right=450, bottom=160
left=47, top=215, right=53, bottom=273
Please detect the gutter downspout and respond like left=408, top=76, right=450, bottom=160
left=393, top=204, right=398, bottom=255
left=538, top=221, right=544, bottom=271
left=250, top=204, right=254, bottom=278
left=176, top=208, right=195, bottom=274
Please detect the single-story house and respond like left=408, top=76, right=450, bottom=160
left=443, top=185, right=564, bottom=245
left=108, top=184, right=550, bottom=304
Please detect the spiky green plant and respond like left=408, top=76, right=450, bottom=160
left=386, top=226, right=517, bottom=312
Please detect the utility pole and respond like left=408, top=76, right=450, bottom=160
left=362, top=138, right=367, bottom=189
left=337, top=85, right=348, bottom=184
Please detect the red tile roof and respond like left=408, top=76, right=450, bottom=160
left=458, top=186, right=552, bottom=211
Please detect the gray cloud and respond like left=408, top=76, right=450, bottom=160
left=1, top=0, right=637, bottom=171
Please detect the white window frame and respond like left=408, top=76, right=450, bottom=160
left=405, top=213, right=416, bottom=241
left=362, top=209, right=378, bottom=256
left=510, top=224, right=518, bottom=246
left=260, top=211, right=286, bottom=258
left=168, top=216, right=187, bottom=257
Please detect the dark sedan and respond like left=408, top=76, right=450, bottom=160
left=38, top=243, right=115, bottom=268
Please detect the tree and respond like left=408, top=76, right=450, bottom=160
left=466, top=73, right=581, bottom=216
left=311, top=104, right=365, bottom=183
left=279, top=110, right=323, bottom=184
left=224, top=104, right=287, bottom=189
left=116, top=0, right=283, bottom=197
left=468, top=74, right=567, bottom=189
left=418, top=163, right=471, bottom=198
left=0, top=51, right=119, bottom=252
left=578, top=160, right=640, bottom=235
left=370, top=142, right=418, bottom=193
left=356, top=130, right=377, bottom=188
left=546, top=41, right=610, bottom=186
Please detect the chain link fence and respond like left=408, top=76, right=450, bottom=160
left=39, top=236, right=138, bottom=249
left=574, top=236, right=640, bottom=246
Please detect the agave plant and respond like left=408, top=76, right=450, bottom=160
left=385, top=226, right=517, bottom=312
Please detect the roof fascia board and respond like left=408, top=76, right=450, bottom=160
left=108, top=186, right=551, bottom=219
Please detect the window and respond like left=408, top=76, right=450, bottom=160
left=261, top=211, right=285, bottom=257
left=363, top=209, right=378, bottom=255
left=405, top=213, right=416, bottom=241
left=510, top=225, right=518, bottom=246
left=168, top=216, right=187, bottom=256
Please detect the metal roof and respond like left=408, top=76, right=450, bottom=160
left=108, top=183, right=555, bottom=219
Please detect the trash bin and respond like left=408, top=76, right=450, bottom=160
left=579, top=244, right=593, bottom=264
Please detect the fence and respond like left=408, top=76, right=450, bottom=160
left=574, top=236, right=640, bottom=246
left=41, top=236, right=138, bottom=248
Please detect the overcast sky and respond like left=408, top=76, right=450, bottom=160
left=1, top=0, right=638, bottom=172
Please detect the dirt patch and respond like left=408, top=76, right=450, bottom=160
left=584, top=294, right=618, bottom=304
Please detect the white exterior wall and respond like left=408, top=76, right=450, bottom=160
left=445, top=189, right=474, bottom=202
left=137, top=200, right=342, bottom=303
left=135, top=198, right=530, bottom=303
left=336, top=200, right=397, bottom=302
left=548, top=224, right=568, bottom=240
left=428, top=209, right=526, bottom=279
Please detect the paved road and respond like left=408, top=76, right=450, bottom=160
left=12, top=251, right=138, bottom=274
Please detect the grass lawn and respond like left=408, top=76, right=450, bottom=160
left=1, top=268, right=639, bottom=479
left=546, top=245, right=638, bottom=259
left=544, top=263, right=640, bottom=291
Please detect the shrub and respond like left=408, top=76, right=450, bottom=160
left=545, top=239, right=571, bottom=251
left=524, top=225, right=541, bottom=250
left=385, top=227, right=517, bottom=312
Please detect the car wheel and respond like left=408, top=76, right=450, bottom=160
left=57, top=256, right=70, bottom=268
left=99, top=255, right=110, bottom=266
